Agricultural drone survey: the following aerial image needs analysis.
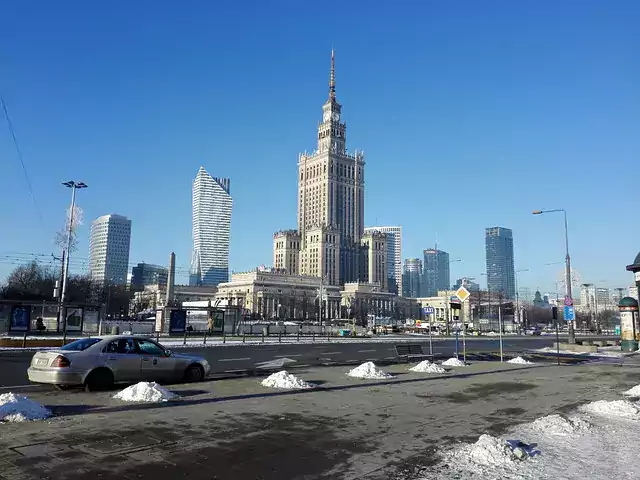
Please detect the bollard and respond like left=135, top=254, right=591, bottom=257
left=156, top=331, right=160, bottom=343
left=279, top=332, right=282, bottom=343
left=203, top=331, right=207, bottom=345
left=297, top=326, right=300, bottom=342
left=183, top=328, right=187, bottom=345
left=22, top=331, right=28, bottom=349
left=243, top=332, right=246, bottom=343
left=312, top=331, right=315, bottom=342
left=223, top=329, right=226, bottom=344
left=261, top=331, right=265, bottom=343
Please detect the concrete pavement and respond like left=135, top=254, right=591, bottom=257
left=0, top=359, right=638, bottom=479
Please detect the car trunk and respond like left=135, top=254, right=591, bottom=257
left=30, top=350, right=78, bottom=368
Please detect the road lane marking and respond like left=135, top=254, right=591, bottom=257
left=357, top=349, right=376, bottom=353
left=0, top=384, right=41, bottom=390
left=322, top=351, right=342, bottom=355
left=218, top=357, right=251, bottom=362
left=274, top=354, right=302, bottom=358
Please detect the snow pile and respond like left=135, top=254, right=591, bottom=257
left=442, top=357, right=467, bottom=367
left=113, top=382, right=178, bottom=403
left=347, top=362, right=394, bottom=379
left=622, top=385, right=640, bottom=397
left=525, top=414, right=592, bottom=436
left=507, top=356, right=534, bottom=365
left=579, top=400, right=640, bottom=419
left=0, top=393, right=51, bottom=422
left=460, top=435, right=530, bottom=467
left=261, top=371, right=315, bottom=389
left=410, top=360, right=446, bottom=374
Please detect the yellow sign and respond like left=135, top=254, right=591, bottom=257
left=455, top=286, right=471, bottom=303
left=416, top=320, right=422, bottom=327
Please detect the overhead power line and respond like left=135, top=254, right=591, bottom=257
left=1, top=95, right=45, bottom=231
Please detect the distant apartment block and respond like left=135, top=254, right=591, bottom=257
left=131, top=263, right=168, bottom=290
left=364, top=226, right=402, bottom=295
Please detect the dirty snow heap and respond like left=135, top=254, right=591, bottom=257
left=347, top=362, right=394, bottom=379
left=261, top=371, right=315, bottom=389
left=0, top=393, right=51, bottom=422
left=113, top=382, right=178, bottom=403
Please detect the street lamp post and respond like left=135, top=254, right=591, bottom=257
left=60, top=181, right=87, bottom=344
left=533, top=209, right=575, bottom=343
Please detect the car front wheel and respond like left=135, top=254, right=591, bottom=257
left=184, top=364, right=204, bottom=383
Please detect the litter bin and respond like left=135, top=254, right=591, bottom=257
left=110, top=325, right=120, bottom=335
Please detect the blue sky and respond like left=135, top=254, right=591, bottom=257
left=1, top=0, right=639, bottom=296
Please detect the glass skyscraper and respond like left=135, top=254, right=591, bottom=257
left=422, top=249, right=450, bottom=297
left=485, top=227, right=516, bottom=299
left=190, top=167, right=232, bottom=287
left=402, top=258, right=422, bottom=298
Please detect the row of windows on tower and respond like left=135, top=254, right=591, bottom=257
left=300, top=162, right=362, bottom=181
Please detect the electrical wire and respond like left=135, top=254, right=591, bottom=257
left=1, top=95, right=46, bottom=231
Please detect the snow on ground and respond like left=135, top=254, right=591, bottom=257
left=578, top=399, right=640, bottom=419
left=113, top=382, right=178, bottom=403
left=442, top=357, right=467, bottom=367
left=260, top=371, right=315, bottom=389
left=409, top=360, right=446, bottom=374
left=507, top=356, right=534, bottom=365
left=0, top=393, right=51, bottom=422
left=533, top=347, right=627, bottom=358
left=622, top=385, right=640, bottom=397
left=347, top=362, right=394, bottom=379
left=414, top=397, right=640, bottom=480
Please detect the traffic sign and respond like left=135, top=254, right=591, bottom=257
left=422, top=306, right=435, bottom=315
left=564, top=296, right=573, bottom=306
left=416, top=320, right=422, bottom=327
left=563, top=305, right=575, bottom=321
left=455, top=286, right=471, bottom=303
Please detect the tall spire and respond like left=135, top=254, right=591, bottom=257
left=329, top=49, right=336, bottom=100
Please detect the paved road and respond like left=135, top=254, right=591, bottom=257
left=0, top=334, right=615, bottom=388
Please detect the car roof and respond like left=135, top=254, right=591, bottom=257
left=88, top=335, right=159, bottom=342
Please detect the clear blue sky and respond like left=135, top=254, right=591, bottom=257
left=1, top=0, right=639, bottom=296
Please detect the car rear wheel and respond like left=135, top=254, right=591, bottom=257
left=84, top=369, right=114, bottom=392
left=184, top=364, right=204, bottom=383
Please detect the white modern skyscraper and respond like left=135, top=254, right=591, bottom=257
left=364, top=226, right=402, bottom=294
left=190, top=167, right=232, bottom=286
left=89, top=214, right=132, bottom=285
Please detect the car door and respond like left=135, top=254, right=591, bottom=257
left=135, top=338, right=177, bottom=382
left=102, top=338, right=142, bottom=383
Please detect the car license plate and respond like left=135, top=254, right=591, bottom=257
left=36, top=359, right=49, bottom=366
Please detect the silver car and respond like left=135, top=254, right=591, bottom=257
left=27, top=335, right=211, bottom=391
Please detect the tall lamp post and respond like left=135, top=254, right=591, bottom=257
left=60, top=181, right=87, bottom=344
left=533, top=209, right=575, bottom=343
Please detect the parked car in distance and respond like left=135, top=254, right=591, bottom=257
left=27, top=335, right=211, bottom=391
left=525, top=327, right=542, bottom=336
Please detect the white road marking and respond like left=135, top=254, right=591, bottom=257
left=322, top=351, right=342, bottom=355
left=274, top=354, right=302, bottom=358
left=218, top=357, right=251, bottom=362
left=357, top=349, right=376, bottom=353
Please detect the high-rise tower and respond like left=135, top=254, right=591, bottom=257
left=297, top=50, right=365, bottom=286
left=485, top=227, right=516, bottom=299
left=191, top=167, right=232, bottom=287
left=89, top=214, right=131, bottom=285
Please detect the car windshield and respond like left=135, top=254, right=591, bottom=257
left=59, top=338, right=102, bottom=351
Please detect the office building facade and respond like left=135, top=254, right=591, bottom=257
left=423, top=249, right=450, bottom=297
left=190, top=167, right=232, bottom=286
left=485, top=227, right=516, bottom=299
left=364, top=226, right=402, bottom=295
left=131, top=263, right=168, bottom=290
left=89, top=214, right=132, bottom=285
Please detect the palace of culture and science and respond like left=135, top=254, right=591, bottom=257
left=214, top=52, right=420, bottom=322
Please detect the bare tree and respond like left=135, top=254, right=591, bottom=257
left=54, top=204, right=83, bottom=254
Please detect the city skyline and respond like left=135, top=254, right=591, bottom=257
left=1, top=2, right=638, bottom=294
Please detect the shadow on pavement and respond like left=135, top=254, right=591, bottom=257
left=48, top=364, right=549, bottom=418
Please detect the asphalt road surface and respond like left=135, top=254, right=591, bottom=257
left=0, top=334, right=615, bottom=389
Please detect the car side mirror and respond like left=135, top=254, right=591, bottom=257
left=164, top=349, right=172, bottom=357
